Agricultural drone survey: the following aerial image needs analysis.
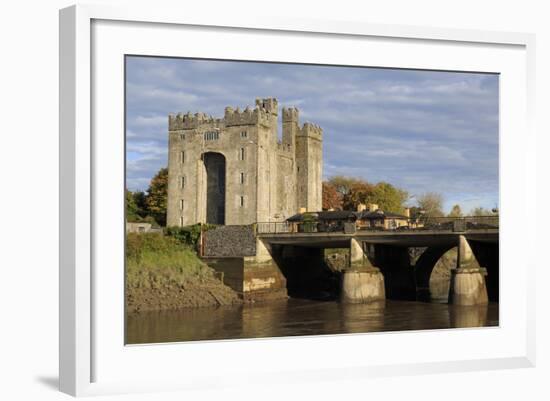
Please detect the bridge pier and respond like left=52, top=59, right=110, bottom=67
left=449, top=235, right=488, bottom=306
left=469, top=240, right=499, bottom=302
left=341, top=239, right=385, bottom=304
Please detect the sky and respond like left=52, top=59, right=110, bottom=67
left=126, top=56, right=499, bottom=213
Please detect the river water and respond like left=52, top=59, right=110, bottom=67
left=126, top=299, right=499, bottom=345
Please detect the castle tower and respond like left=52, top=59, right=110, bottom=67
left=282, top=107, right=299, bottom=149
left=166, top=98, right=322, bottom=227
left=296, top=123, right=323, bottom=212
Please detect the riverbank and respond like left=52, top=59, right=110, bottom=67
left=126, top=232, right=242, bottom=312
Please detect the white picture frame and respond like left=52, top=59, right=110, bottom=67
left=59, top=4, right=536, bottom=397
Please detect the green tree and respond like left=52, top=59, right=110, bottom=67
left=126, top=189, right=140, bottom=222
left=146, top=167, right=168, bottom=227
left=416, top=192, right=444, bottom=217
left=370, top=182, right=408, bottom=213
left=408, top=206, right=424, bottom=220
left=132, top=191, right=148, bottom=218
left=448, top=204, right=463, bottom=217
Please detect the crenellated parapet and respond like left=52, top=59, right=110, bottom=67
left=299, top=122, right=323, bottom=140
left=282, top=107, right=299, bottom=122
left=168, top=112, right=222, bottom=130
left=169, top=97, right=281, bottom=130
left=224, top=105, right=273, bottom=127
left=255, top=97, right=278, bottom=116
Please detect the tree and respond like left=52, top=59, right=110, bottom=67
left=146, top=167, right=168, bottom=226
left=126, top=189, right=140, bottom=222
left=327, top=176, right=363, bottom=198
left=342, top=181, right=374, bottom=210
left=322, top=182, right=342, bottom=210
left=470, top=207, right=495, bottom=216
left=370, top=182, right=408, bottom=214
left=132, top=191, right=148, bottom=218
left=416, top=192, right=444, bottom=217
left=408, top=206, right=423, bottom=220
left=448, top=204, right=463, bottom=217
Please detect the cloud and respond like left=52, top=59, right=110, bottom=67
left=125, top=56, right=499, bottom=212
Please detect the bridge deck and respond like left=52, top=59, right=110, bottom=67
left=258, top=229, right=499, bottom=248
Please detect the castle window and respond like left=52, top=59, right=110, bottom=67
left=240, top=172, right=244, bottom=184
left=240, top=196, right=244, bottom=207
left=180, top=134, right=185, bottom=140
left=179, top=216, right=184, bottom=227
left=240, top=131, right=247, bottom=138
left=239, top=148, right=245, bottom=161
left=180, top=151, right=185, bottom=164
left=180, top=176, right=185, bottom=189
left=204, top=131, right=219, bottom=141
left=179, top=199, right=184, bottom=210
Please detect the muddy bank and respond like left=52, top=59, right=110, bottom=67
left=126, top=232, right=243, bottom=312
left=126, top=275, right=242, bottom=313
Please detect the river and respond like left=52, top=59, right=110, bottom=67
left=126, top=299, right=499, bottom=344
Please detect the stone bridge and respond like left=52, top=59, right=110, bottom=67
left=201, top=223, right=498, bottom=305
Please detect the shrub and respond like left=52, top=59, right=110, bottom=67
left=165, top=224, right=218, bottom=248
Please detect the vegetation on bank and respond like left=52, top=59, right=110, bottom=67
left=125, top=232, right=241, bottom=312
left=126, top=232, right=211, bottom=285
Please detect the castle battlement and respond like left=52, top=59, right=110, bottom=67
left=255, top=97, right=278, bottom=116
left=223, top=105, right=273, bottom=127
left=299, top=122, right=323, bottom=140
left=168, top=112, right=223, bottom=130
left=282, top=107, right=299, bottom=122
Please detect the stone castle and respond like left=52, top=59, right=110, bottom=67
left=166, top=97, right=323, bottom=226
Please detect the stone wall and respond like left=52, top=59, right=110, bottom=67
left=203, top=225, right=257, bottom=257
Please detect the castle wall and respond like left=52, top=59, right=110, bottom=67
left=276, top=150, right=297, bottom=220
left=167, top=98, right=322, bottom=227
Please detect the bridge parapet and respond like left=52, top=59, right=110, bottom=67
left=256, top=216, right=499, bottom=236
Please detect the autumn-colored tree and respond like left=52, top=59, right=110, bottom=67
left=327, top=176, right=363, bottom=198
left=322, top=182, right=342, bottom=210
left=146, top=167, right=168, bottom=226
left=342, top=181, right=374, bottom=210
left=448, top=204, right=463, bottom=217
left=370, top=182, right=408, bottom=213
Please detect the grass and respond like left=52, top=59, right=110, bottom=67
left=126, top=232, right=213, bottom=290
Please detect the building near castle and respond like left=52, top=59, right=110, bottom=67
left=166, top=98, right=323, bottom=227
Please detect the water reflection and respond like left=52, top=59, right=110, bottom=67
left=126, top=299, right=499, bottom=345
left=449, top=304, right=489, bottom=328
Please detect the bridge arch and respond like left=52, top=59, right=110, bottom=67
left=414, top=245, right=455, bottom=302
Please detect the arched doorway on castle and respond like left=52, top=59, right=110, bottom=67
left=203, top=152, right=226, bottom=225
